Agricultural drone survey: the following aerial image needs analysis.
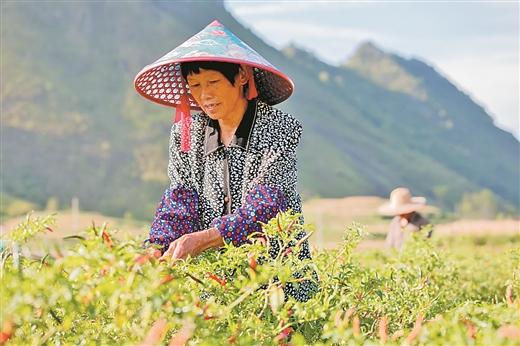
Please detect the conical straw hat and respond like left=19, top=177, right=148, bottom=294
left=378, top=187, right=427, bottom=216
left=134, top=20, right=294, bottom=110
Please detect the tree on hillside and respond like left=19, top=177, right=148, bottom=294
left=456, top=189, right=498, bottom=219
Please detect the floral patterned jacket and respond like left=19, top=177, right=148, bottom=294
left=148, top=99, right=317, bottom=301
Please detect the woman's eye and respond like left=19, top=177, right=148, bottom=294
left=190, top=83, right=200, bottom=88
left=209, top=80, right=220, bottom=84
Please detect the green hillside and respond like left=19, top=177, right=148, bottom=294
left=2, top=1, right=518, bottom=221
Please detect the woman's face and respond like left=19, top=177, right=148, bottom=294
left=186, top=67, right=247, bottom=120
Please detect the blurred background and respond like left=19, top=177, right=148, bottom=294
left=1, top=0, right=519, bottom=248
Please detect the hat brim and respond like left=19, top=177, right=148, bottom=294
left=378, top=197, right=427, bottom=216
left=134, top=57, right=294, bottom=110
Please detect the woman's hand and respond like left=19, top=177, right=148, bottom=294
left=160, top=228, right=224, bottom=261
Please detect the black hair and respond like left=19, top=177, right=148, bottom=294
left=180, top=61, right=240, bottom=85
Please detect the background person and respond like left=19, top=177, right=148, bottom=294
left=378, top=187, right=432, bottom=250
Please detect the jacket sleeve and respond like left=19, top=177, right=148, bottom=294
left=148, top=123, right=200, bottom=251
left=210, top=117, right=303, bottom=246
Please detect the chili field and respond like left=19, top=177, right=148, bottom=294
left=1, top=212, right=519, bottom=345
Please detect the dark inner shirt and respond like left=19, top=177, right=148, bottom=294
left=203, top=99, right=258, bottom=216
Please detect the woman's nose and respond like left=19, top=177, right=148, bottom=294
left=200, top=85, right=214, bottom=100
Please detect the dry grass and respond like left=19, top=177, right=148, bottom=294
left=303, top=196, right=518, bottom=249
left=304, top=196, right=440, bottom=248
left=435, top=219, right=520, bottom=236
left=1, top=197, right=518, bottom=251
left=1, top=210, right=149, bottom=239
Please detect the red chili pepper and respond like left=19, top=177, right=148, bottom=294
left=45, top=226, right=54, bottom=233
left=202, top=303, right=213, bottom=320
left=159, top=275, right=174, bottom=285
left=207, top=273, right=227, bottom=287
left=0, top=332, right=11, bottom=345
left=286, top=220, right=296, bottom=233
left=282, top=248, right=293, bottom=257
left=463, top=319, right=477, bottom=340
left=277, top=216, right=283, bottom=233
left=378, top=316, right=388, bottom=343
left=99, top=265, right=109, bottom=277
left=82, top=294, right=92, bottom=305
left=274, top=327, right=294, bottom=343
left=405, top=314, right=424, bottom=344
left=102, top=228, right=113, bottom=249
left=352, top=315, right=360, bottom=337
left=248, top=254, right=257, bottom=271
left=135, top=254, right=150, bottom=265
left=0, top=321, right=13, bottom=345
left=506, top=285, right=514, bottom=307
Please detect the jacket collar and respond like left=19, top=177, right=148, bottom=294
left=204, top=99, right=258, bottom=156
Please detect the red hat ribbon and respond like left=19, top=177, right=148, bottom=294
left=173, top=86, right=192, bottom=153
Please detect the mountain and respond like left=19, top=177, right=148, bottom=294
left=2, top=1, right=518, bottom=221
left=342, top=42, right=518, bottom=206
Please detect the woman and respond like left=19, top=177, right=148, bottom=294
left=378, top=187, right=432, bottom=250
left=134, top=21, right=316, bottom=301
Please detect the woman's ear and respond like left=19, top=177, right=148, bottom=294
left=238, top=65, right=249, bottom=86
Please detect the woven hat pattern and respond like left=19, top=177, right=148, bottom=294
left=134, top=20, right=294, bottom=110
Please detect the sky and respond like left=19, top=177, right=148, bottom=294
left=225, top=1, right=519, bottom=138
